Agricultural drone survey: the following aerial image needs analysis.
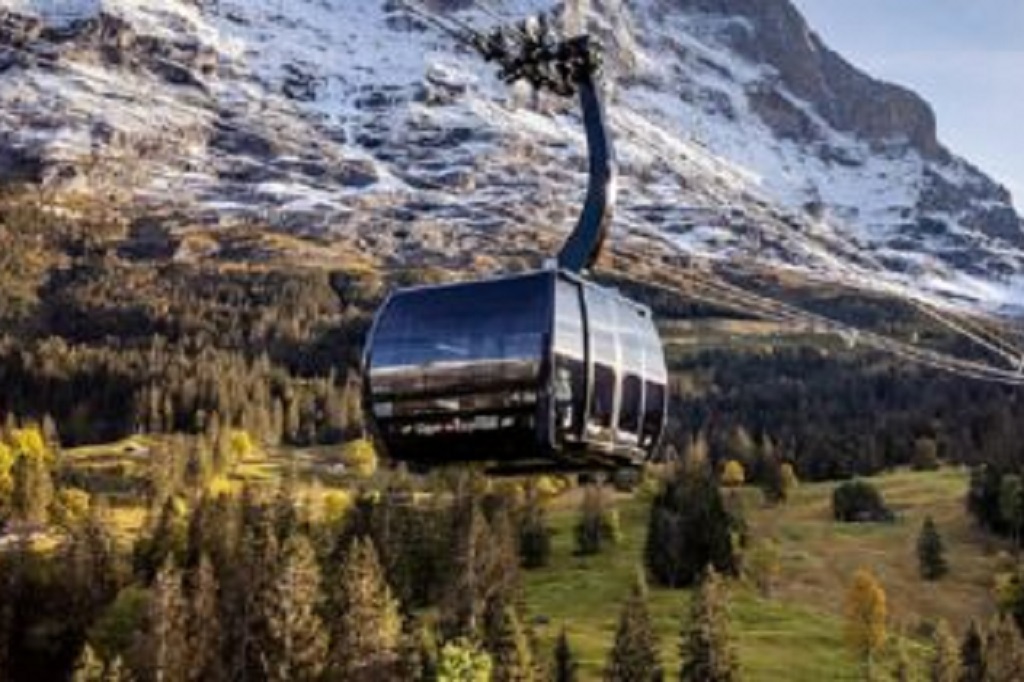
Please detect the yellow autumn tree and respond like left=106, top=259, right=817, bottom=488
left=844, top=568, right=887, bottom=677
left=342, top=439, right=377, bottom=478
left=11, top=425, right=51, bottom=463
left=228, top=430, right=255, bottom=462
left=721, top=460, right=745, bottom=487
left=0, top=441, right=14, bottom=514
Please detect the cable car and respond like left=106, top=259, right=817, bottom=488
left=364, top=269, right=667, bottom=470
left=362, top=25, right=668, bottom=471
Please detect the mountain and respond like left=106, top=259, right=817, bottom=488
left=1, top=0, right=1022, bottom=312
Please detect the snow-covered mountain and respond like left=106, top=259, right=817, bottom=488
left=2, top=0, right=1023, bottom=312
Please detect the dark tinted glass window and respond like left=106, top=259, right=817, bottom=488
left=373, top=274, right=550, bottom=369
left=619, top=374, right=642, bottom=433
left=592, top=364, right=616, bottom=428
left=642, top=380, right=666, bottom=444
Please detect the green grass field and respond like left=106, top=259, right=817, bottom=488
left=525, top=468, right=1004, bottom=681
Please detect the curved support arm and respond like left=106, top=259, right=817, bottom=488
left=556, top=77, right=617, bottom=273
left=470, top=26, right=616, bottom=273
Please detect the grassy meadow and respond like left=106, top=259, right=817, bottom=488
left=526, top=468, right=1006, bottom=681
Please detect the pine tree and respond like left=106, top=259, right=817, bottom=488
left=489, top=605, right=535, bottom=682
left=917, top=516, right=949, bottom=581
left=229, top=494, right=280, bottom=681
left=959, top=620, right=985, bottom=682
left=185, top=555, right=224, bottom=682
left=552, top=628, right=578, bottom=682
left=519, top=492, right=552, bottom=569
left=999, top=475, right=1023, bottom=554
left=440, top=501, right=520, bottom=642
left=261, top=533, right=327, bottom=682
left=145, top=559, right=188, bottom=682
left=396, top=618, right=433, bottom=682
left=136, top=497, right=187, bottom=581
left=843, top=569, right=887, bottom=679
left=984, top=616, right=1024, bottom=682
left=929, top=620, right=959, bottom=682
left=66, top=505, right=123, bottom=632
left=328, top=536, right=402, bottom=680
left=645, top=458, right=741, bottom=588
left=604, top=572, right=661, bottom=682
left=680, top=567, right=740, bottom=682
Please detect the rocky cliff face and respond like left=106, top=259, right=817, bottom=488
left=0, top=0, right=1021, bottom=310
left=680, top=0, right=942, bottom=157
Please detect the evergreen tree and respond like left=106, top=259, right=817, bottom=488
left=999, top=475, right=1023, bottom=554
left=228, top=493, right=280, bottom=681
left=441, top=500, right=521, bottom=643
left=725, top=426, right=756, bottom=466
left=984, top=616, right=1024, bottom=682
left=604, top=572, right=661, bottom=682
left=396, top=618, right=433, bottom=682
left=261, top=533, right=327, bottom=682
left=552, top=628, right=578, bottom=682
left=929, top=620, right=959, bottom=682
left=959, top=621, right=985, bottom=682
left=680, top=567, right=740, bottom=682
left=135, top=497, right=187, bottom=581
left=646, top=459, right=741, bottom=588
left=185, top=555, right=224, bottom=682
left=145, top=559, right=188, bottom=682
left=66, top=505, right=124, bottom=634
left=519, top=492, right=552, bottom=569
left=328, top=536, right=402, bottom=681
left=917, top=516, right=949, bottom=581
left=574, top=485, right=620, bottom=556
left=489, top=605, right=535, bottom=682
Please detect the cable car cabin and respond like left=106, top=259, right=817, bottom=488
left=363, top=269, right=668, bottom=472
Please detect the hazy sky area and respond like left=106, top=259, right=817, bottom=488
left=790, top=0, right=1024, bottom=209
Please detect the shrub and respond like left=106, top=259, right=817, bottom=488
left=911, top=438, right=941, bottom=471
left=519, top=496, right=552, bottom=569
left=832, top=480, right=893, bottom=523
